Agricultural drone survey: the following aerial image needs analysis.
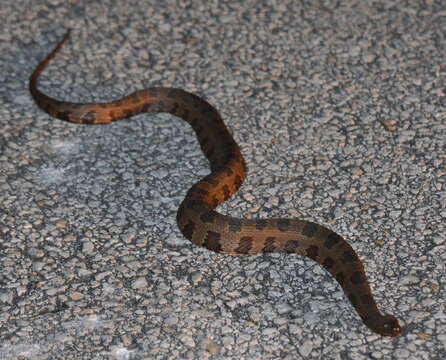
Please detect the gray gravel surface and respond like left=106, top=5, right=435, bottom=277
left=1, top=0, right=445, bottom=359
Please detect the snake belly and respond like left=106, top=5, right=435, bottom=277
left=29, top=31, right=401, bottom=337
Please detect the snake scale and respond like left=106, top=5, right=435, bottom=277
left=29, top=31, right=401, bottom=337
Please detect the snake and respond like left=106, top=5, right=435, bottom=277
left=29, top=30, right=401, bottom=337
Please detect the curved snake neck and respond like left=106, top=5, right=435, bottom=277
left=29, top=31, right=401, bottom=337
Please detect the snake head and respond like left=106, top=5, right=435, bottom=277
left=370, top=314, right=402, bottom=337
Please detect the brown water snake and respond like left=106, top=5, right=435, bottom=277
left=29, top=31, right=401, bottom=337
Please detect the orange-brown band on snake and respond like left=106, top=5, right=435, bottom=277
left=29, top=31, right=401, bottom=337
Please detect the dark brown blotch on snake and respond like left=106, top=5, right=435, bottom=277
left=29, top=31, right=401, bottom=337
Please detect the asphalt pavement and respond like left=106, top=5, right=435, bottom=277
left=0, top=1, right=445, bottom=359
